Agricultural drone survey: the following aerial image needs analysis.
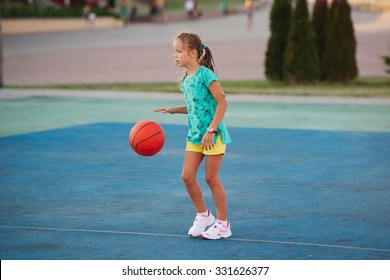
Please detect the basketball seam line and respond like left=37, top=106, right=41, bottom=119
left=130, top=121, right=154, bottom=147
left=135, top=131, right=164, bottom=151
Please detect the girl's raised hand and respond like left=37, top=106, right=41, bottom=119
left=153, top=107, right=172, bottom=114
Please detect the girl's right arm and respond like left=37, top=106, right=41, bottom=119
left=153, top=106, right=188, bottom=114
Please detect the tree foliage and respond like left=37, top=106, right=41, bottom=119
left=312, top=0, right=328, bottom=80
left=323, top=0, right=358, bottom=82
left=284, top=0, right=319, bottom=84
left=265, top=0, right=292, bottom=81
left=383, top=48, right=390, bottom=74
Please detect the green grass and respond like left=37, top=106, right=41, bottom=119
left=1, top=0, right=245, bottom=19
left=7, top=77, right=390, bottom=98
left=165, top=0, right=245, bottom=12
left=220, top=78, right=390, bottom=97
left=131, top=0, right=246, bottom=15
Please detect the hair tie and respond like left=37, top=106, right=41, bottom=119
left=202, top=43, right=207, bottom=49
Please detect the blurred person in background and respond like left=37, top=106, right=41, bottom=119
left=220, top=0, right=229, bottom=15
left=82, top=0, right=96, bottom=20
left=245, top=0, right=254, bottom=30
left=120, top=0, right=132, bottom=24
left=185, top=0, right=202, bottom=19
left=151, top=0, right=166, bottom=22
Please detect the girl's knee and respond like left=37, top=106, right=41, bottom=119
left=181, top=171, right=196, bottom=185
left=205, top=174, right=220, bottom=187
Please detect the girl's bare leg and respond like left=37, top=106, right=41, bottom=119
left=205, top=155, right=226, bottom=221
left=181, top=152, right=207, bottom=213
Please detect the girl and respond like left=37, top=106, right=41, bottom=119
left=154, top=32, right=232, bottom=240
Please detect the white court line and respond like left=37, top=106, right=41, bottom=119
left=1, top=225, right=389, bottom=253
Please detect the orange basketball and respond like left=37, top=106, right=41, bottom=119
left=129, top=120, right=165, bottom=156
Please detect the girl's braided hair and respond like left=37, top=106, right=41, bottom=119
left=175, top=32, right=217, bottom=75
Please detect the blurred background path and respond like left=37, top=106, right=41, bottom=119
left=2, top=1, right=390, bottom=86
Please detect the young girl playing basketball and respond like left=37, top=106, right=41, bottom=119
left=154, top=32, right=232, bottom=240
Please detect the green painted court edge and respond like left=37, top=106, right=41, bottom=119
left=1, top=90, right=390, bottom=137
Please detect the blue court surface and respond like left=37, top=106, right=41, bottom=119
left=0, top=122, right=389, bottom=260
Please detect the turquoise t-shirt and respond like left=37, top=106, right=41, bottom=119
left=180, top=66, right=232, bottom=145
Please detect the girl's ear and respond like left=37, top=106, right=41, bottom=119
left=189, top=48, right=197, bottom=58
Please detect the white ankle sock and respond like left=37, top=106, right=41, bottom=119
left=199, top=210, right=209, bottom=217
left=217, top=219, right=228, bottom=227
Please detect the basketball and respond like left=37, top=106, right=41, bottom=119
left=129, top=120, right=165, bottom=156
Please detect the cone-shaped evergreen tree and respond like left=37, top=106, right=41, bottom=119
left=312, top=0, right=328, bottom=80
left=383, top=47, right=390, bottom=74
left=284, top=0, right=319, bottom=84
left=324, top=0, right=358, bottom=82
left=265, top=0, right=292, bottom=81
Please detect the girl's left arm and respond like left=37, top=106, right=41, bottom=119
left=201, top=81, right=227, bottom=149
left=208, top=81, right=227, bottom=129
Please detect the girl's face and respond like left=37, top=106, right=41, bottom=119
left=173, top=39, right=196, bottom=68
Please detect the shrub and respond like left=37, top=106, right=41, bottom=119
left=284, top=0, right=319, bottom=84
left=312, top=0, right=329, bottom=80
left=383, top=48, right=390, bottom=74
left=265, top=0, right=292, bottom=81
left=323, top=0, right=358, bottom=82
left=0, top=3, right=117, bottom=19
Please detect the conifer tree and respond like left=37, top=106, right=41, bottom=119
left=383, top=48, right=390, bottom=74
left=324, top=0, right=358, bottom=82
left=265, top=0, right=292, bottom=81
left=284, top=0, right=319, bottom=84
left=312, top=0, right=328, bottom=80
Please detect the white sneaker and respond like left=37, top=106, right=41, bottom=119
left=188, top=210, right=215, bottom=237
left=200, top=220, right=232, bottom=240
